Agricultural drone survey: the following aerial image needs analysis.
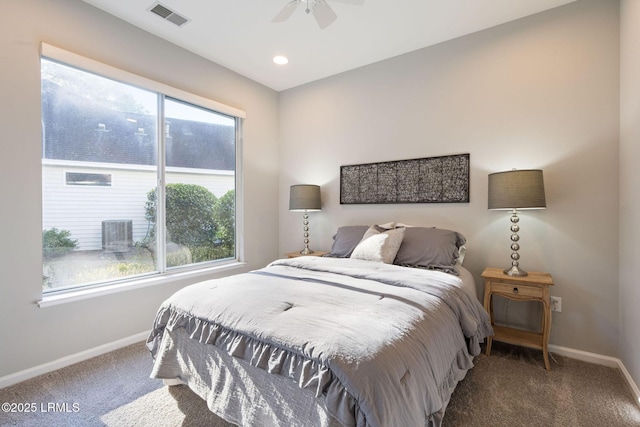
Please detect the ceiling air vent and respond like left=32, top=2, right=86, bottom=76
left=148, top=2, right=190, bottom=27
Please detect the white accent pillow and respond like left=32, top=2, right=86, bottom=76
left=350, top=226, right=405, bottom=264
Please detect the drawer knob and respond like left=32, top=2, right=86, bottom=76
left=513, top=287, right=519, bottom=294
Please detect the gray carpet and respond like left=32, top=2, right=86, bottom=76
left=1, top=341, right=639, bottom=426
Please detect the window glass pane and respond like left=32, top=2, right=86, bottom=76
left=163, top=98, right=236, bottom=268
left=42, top=59, right=158, bottom=291
left=41, top=53, right=240, bottom=295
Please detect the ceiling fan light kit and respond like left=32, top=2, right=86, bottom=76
left=272, top=0, right=364, bottom=30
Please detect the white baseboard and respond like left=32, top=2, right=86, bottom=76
left=618, top=359, right=640, bottom=408
left=0, top=331, right=150, bottom=390
left=550, top=344, right=640, bottom=407
left=549, top=344, right=620, bottom=367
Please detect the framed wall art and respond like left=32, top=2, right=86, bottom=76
left=340, top=153, right=470, bottom=204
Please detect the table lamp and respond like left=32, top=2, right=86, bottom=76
left=289, top=184, right=321, bottom=254
left=488, top=169, right=546, bottom=277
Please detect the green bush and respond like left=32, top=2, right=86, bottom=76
left=42, top=227, right=78, bottom=258
left=213, top=189, right=235, bottom=249
left=145, top=183, right=217, bottom=248
left=144, top=184, right=235, bottom=265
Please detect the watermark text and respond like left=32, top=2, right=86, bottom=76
left=2, top=402, right=80, bottom=413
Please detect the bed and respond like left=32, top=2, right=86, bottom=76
left=147, top=225, right=493, bottom=427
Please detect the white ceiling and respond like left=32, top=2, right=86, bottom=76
left=82, top=0, right=577, bottom=92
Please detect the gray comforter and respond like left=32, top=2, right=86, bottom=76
left=147, top=257, right=492, bottom=427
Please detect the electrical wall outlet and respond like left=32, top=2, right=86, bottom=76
left=550, top=296, right=562, bottom=312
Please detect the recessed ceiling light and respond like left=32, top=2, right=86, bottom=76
left=273, top=55, right=289, bottom=65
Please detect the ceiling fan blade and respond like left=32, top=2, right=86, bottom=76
left=312, top=0, right=337, bottom=29
left=272, top=0, right=300, bottom=23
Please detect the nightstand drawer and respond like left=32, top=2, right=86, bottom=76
left=490, top=281, right=544, bottom=298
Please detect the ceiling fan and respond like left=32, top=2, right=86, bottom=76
left=272, top=0, right=365, bottom=30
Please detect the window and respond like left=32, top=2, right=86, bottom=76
left=66, top=172, right=112, bottom=186
left=41, top=44, right=244, bottom=294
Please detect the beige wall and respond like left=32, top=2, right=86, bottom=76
left=1, top=0, right=634, bottom=389
left=0, top=0, right=279, bottom=378
left=620, top=0, right=640, bottom=392
left=279, top=0, right=620, bottom=356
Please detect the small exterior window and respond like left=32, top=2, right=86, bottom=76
left=66, top=172, right=112, bottom=186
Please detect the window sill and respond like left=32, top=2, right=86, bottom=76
left=37, top=261, right=247, bottom=308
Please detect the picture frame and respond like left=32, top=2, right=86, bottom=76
left=340, top=153, right=470, bottom=204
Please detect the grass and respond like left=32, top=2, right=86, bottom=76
left=42, top=243, right=235, bottom=290
left=42, top=247, right=156, bottom=290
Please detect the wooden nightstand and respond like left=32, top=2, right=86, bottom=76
left=482, top=267, right=554, bottom=371
left=285, top=251, right=329, bottom=258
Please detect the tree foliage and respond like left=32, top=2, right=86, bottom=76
left=42, top=227, right=78, bottom=258
left=213, top=189, right=235, bottom=248
left=145, top=183, right=217, bottom=247
left=144, top=184, right=235, bottom=263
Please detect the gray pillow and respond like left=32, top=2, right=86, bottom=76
left=393, top=227, right=466, bottom=270
left=327, top=225, right=369, bottom=257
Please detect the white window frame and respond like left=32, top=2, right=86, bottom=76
left=38, top=43, right=246, bottom=307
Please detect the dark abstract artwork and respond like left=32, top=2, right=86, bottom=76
left=340, top=154, right=470, bottom=204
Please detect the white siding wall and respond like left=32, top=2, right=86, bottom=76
left=42, top=160, right=234, bottom=250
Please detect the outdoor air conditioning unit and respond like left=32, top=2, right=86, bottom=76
left=102, top=220, right=133, bottom=253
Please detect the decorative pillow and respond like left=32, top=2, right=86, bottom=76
left=327, top=225, right=370, bottom=257
left=350, top=226, right=405, bottom=264
left=377, top=222, right=395, bottom=229
left=393, top=227, right=466, bottom=270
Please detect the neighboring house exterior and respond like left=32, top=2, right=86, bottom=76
left=41, top=68, right=236, bottom=252
left=42, top=159, right=234, bottom=251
